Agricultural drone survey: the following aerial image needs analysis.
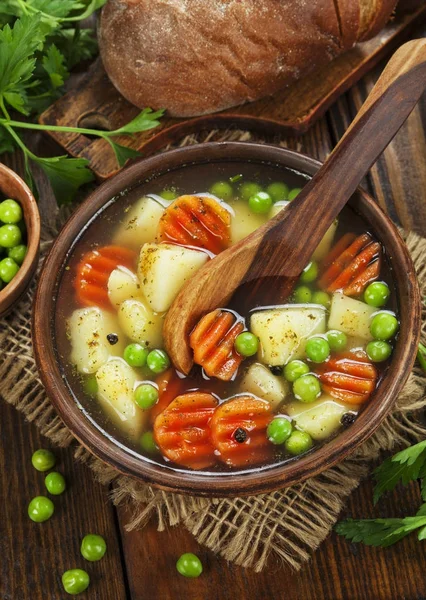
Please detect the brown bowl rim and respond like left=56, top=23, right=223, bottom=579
left=0, top=162, right=40, bottom=316
left=32, top=142, right=421, bottom=497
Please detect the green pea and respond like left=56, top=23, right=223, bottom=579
left=0, top=224, right=22, bottom=248
left=366, top=340, right=392, bottom=362
left=7, top=244, right=27, bottom=265
left=234, top=332, right=259, bottom=357
left=305, top=337, right=330, bottom=363
left=288, top=187, right=302, bottom=201
left=239, top=182, right=262, bottom=202
left=248, top=191, right=272, bottom=214
left=0, top=199, right=22, bottom=224
left=312, top=290, right=330, bottom=308
left=45, top=472, right=66, bottom=495
left=134, top=383, right=159, bottom=410
left=176, top=553, right=203, bottom=578
left=284, top=360, right=310, bottom=382
left=28, top=496, right=54, bottom=523
left=140, top=431, right=159, bottom=454
left=267, top=417, right=292, bottom=445
left=294, top=285, right=312, bottom=303
left=285, top=430, right=313, bottom=455
left=209, top=181, right=233, bottom=201
left=147, top=349, right=170, bottom=374
left=300, top=261, right=318, bottom=283
left=82, top=375, right=97, bottom=397
left=326, top=330, right=347, bottom=352
left=31, top=449, right=56, bottom=472
left=159, top=189, right=178, bottom=201
left=0, top=257, right=19, bottom=283
left=124, top=343, right=150, bottom=367
left=62, top=569, right=90, bottom=595
left=364, top=281, right=390, bottom=307
left=293, top=374, right=321, bottom=403
left=81, top=534, right=107, bottom=562
left=266, top=182, right=289, bottom=202
left=370, top=312, right=399, bottom=341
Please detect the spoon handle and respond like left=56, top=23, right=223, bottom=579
left=246, top=38, right=426, bottom=281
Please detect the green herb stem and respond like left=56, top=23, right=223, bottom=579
left=0, top=118, right=111, bottom=139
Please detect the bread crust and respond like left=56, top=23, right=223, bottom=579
left=358, top=0, right=398, bottom=41
left=98, top=0, right=397, bottom=118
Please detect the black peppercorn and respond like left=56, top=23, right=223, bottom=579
left=270, top=365, right=283, bottom=376
left=107, top=333, right=119, bottom=345
left=234, top=427, right=248, bottom=443
left=341, top=412, right=356, bottom=427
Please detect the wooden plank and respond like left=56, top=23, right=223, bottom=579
left=116, top=477, right=425, bottom=600
left=0, top=398, right=129, bottom=600
left=39, top=6, right=426, bottom=180
left=328, top=19, right=426, bottom=236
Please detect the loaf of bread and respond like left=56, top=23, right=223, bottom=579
left=98, top=0, right=398, bottom=118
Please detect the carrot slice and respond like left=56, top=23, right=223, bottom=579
left=150, top=369, right=189, bottom=423
left=190, top=309, right=245, bottom=381
left=319, top=233, right=382, bottom=296
left=153, top=392, right=218, bottom=469
left=74, top=245, right=136, bottom=310
left=158, top=195, right=231, bottom=254
left=210, top=395, right=273, bottom=467
left=315, top=350, right=378, bottom=405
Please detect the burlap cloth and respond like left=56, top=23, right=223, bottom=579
left=1, top=131, right=425, bottom=573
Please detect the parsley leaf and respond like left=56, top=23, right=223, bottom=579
left=33, top=155, right=94, bottom=205
left=336, top=514, right=426, bottom=548
left=373, top=440, right=426, bottom=504
left=112, top=109, right=165, bottom=135
left=0, top=14, right=46, bottom=115
left=107, top=140, right=142, bottom=168
left=42, top=44, right=69, bottom=88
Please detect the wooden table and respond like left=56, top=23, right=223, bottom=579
left=1, top=23, right=426, bottom=600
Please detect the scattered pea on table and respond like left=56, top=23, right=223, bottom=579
left=62, top=569, right=90, bottom=596
left=28, top=496, right=54, bottom=523
left=31, top=449, right=56, bottom=472
left=45, top=472, right=66, bottom=495
left=176, top=553, right=203, bottom=578
left=81, top=534, right=107, bottom=562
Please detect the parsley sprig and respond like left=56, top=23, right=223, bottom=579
left=336, top=440, right=426, bottom=547
left=0, top=4, right=163, bottom=205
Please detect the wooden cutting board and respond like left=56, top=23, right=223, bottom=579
left=39, top=5, right=426, bottom=181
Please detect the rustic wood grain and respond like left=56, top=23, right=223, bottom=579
left=328, top=19, right=426, bottom=237
left=39, top=6, right=426, bottom=180
left=0, top=398, right=129, bottom=600
left=117, top=476, right=425, bottom=600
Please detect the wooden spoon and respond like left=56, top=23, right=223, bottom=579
left=164, top=39, right=426, bottom=375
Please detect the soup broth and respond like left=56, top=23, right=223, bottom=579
left=55, top=161, right=399, bottom=473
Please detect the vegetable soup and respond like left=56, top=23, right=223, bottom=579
left=55, top=162, right=399, bottom=473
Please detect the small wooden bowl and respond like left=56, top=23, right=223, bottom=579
left=32, top=143, right=421, bottom=497
left=0, top=163, right=40, bottom=318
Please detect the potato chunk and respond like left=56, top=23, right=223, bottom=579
left=239, top=362, right=289, bottom=409
left=113, top=196, right=165, bottom=249
left=107, top=266, right=140, bottom=308
left=312, top=220, right=338, bottom=262
left=118, top=298, right=164, bottom=348
left=138, top=243, right=208, bottom=313
left=96, top=358, right=146, bottom=439
left=250, top=306, right=327, bottom=366
left=286, top=395, right=356, bottom=441
left=269, top=200, right=290, bottom=219
left=68, top=307, right=124, bottom=374
left=230, top=199, right=267, bottom=243
left=328, top=293, right=375, bottom=340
